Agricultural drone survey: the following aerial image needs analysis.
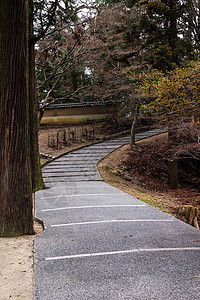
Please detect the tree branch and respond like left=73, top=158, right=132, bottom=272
left=31, top=0, right=59, bottom=44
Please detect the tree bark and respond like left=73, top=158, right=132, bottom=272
left=130, top=101, right=139, bottom=147
left=0, top=0, right=34, bottom=236
left=168, top=0, right=178, bottom=48
left=71, top=69, right=78, bottom=92
left=38, top=108, right=45, bottom=125
left=29, top=0, right=45, bottom=192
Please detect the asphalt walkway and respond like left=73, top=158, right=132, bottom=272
left=34, top=129, right=200, bottom=300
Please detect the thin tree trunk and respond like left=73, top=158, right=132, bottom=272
left=130, top=102, right=139, bottom=147
left=29, top=0, right=45, bottom=191
left=0, top=0, right=34, bottom=236
left=38, top=108, right=45, bottom=125
left=71, top=69, right=78, bottom=92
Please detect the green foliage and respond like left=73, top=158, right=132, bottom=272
left=122, top=0, right=195, bottom=72
left=146, top=1, right=167, bottom=16
left=151, top=45, right=173, bottom=71
left=172, top=39, right=195, bottom=63
left=123, top=22, right=141, bottom=42
left=126, top=0, right=138, bottom=8
left=33, top=0, right=77, bottom=37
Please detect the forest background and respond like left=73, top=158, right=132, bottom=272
left=0, top=1, right=200, bottom=297
left=0, top=0, right=200, bottom=233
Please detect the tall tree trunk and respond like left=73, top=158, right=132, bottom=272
left=0, top=0, right=34, bottom=236
left=130, top=101, right=139, bottom=147
left=29, top=0, right=45, bottom=192
left=168, top=0, right=178, bottom=48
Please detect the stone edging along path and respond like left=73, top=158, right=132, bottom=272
left=34, top=128, right=200, bottom=300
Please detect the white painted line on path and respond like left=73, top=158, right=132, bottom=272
left=41, top=194, right=123, bottom=199
left=42, top=205, right=146, bottom=212
left=46, top=186, right=109, bottom=190
left=46, top=249, right=139, bottom=260
left=51, top=219, right=174, bottom=228
left=46, top=247, right=200, bottom=261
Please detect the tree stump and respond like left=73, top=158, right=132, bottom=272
left=178, top=205, right=199, bottom=229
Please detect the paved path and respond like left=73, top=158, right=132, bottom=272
left=34, top=129, right=200, bottom=300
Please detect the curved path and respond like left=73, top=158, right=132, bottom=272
left=34, top=129, right=200, bottom=300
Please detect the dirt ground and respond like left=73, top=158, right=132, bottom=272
left=39, top=124, right=103, bottom=154
left=38, top=122, right=130, bottom=163
left=1, top=127, right=199, bottom=300
left=0, top=222, right=43, bottom=300
left=38, top=121, right=133, bottom=164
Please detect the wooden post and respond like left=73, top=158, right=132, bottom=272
left=57, top=132, right=59, bottom=149
left=68, top=128, right=70, bottom=140
left=168, top=159, right=178, bottom=189
left=87, top=127, right=90, bottom=141
left=82, top=125, right=84, bottom=140
left=63, top=130, right=66, bottom=143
